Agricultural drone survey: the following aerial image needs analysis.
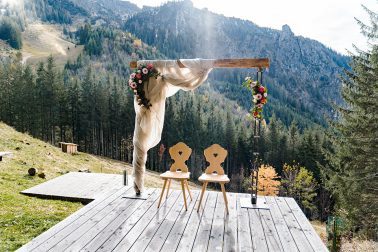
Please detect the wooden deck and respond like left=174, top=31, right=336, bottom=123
left=21, top=172, right=126, bottom=203
left=17, top=186, right=328, bottom=252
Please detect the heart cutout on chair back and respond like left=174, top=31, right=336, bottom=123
left=204, top=144, right=228, bottom=175
left=169, top=142, right=192, bottom=173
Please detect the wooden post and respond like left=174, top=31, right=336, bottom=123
left=130, top=58, right=270, bottom=69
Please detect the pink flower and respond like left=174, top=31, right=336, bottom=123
left=256, top=94, right=262, bottom=100
left=259, top=86, right=265, bottom=93
left=129, top=82, right=137, bottom=89
left=130, top=73, right=136, bottom=79
left=257, top=104, right=263, bottom=108
left=138, top=80, right=142, bottom=84
left=136, top=73, right=142, bottom=79
left=142, top=68, right=148, bottom=74
left=147, top=63, right=153, bottom=69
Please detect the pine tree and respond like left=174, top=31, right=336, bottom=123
left=324, top=6, right=378, bottom=238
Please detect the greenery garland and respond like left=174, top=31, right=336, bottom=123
left=128, top=63, right=161, bottom=108
left=242, top=76, right=268, bottom=119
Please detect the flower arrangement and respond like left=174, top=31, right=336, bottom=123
left=128, top=63, right=161, bottom=108
left=242, top=76, right=268, bottom=119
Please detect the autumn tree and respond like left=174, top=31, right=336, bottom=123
left=243, top=164, right=281, bottom=196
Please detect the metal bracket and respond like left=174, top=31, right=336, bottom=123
left=240, top=197, right=269, bottom=209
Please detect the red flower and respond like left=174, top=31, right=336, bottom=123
left=253, top=111, right=259, bottom=117
left=259, top=86, right=265, bottom=93
left=136, top=73, right=142, bottom=79
left=261, top=98, right=266, bottom=104
left=147, top=64, right=153, bottom=69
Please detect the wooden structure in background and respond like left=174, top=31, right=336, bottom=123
left=158, top=142, right=193, bottom=210
left=59, top=142, right=78, bottom=154
left=130, top=58, right=270, bottom=69
left=198, top=144, right=230, bottom=214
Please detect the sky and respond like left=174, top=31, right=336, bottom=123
left=126, top=0, right=377, bottom=55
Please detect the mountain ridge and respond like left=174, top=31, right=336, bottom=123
left=124, top=1, right=350, bottom=126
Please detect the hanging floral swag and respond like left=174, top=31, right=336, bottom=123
left=242, top=76, right=268, bottom=119
left=128, top=63, right=161, bottom=108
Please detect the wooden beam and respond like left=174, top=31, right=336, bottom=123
left=129, top=58, right=270, bottom=69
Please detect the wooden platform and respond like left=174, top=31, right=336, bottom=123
left=17, top=186, right=328, bottom=252
left=21, top=172, right=127, bottom=203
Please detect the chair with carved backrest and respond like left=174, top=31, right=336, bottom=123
left=157, top=142, right=193, bottom=210
left=197, top=144, right=230, bottom=214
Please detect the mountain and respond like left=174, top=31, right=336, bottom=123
left=124, top=0, right=350, bottom=126
left=70, top=0, right=140, bottom=26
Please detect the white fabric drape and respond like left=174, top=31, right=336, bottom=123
left=132, top=59, right=213, bottom=193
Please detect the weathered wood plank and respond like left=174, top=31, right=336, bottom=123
left=237, top=193, right=253, bottom=252
left=64, top=188, right=156, bottom=252
left=265, top=196, right=299, bottom=252
left=80, top=189, right=160, bottom=251
left=275, top=197, right=314, bottom=252
left=191, top=191, right=217, bottom=251
left=258, top=196, right=284, bottom=252
left=223, top=192, right=238, bottom=252
left=20, top=172, right=124, bottom=202
left=249, top=208, right=269, bottom=251
left=207, top=192, right=226, bottom=252
left=18, top=188, right=326, bottom=252
left=285, top=197, right=328, bottom=252
left=110, top=190, right=181, bottom=251
left=144, top=191, right=199, bottom=252
left=29, top=187, right=135, bottom=251
left=17, top=186, right=130, bottom=252
left=175, top=192, right=210, bottom=251
left=90, top=189, right=162, bottom=251
left=128, top=190, right=188, bottom=251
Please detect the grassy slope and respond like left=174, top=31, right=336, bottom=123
left=0, top=23, right=83, bottom=68
left=0, top=122, right=197, bottom=251
left=21, top=23, right=83, bottom=67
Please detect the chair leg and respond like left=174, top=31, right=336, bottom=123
left=181, top=180, right=188, bottom=211
left=220, top=183, right=229, bottom=214
left=197, top=182, right=208, bottom=212
left=185, top=180, right=192, bottom=201
left=157, top=179, right=167, bottom=208
left=166, top=179, right=171, bottom=199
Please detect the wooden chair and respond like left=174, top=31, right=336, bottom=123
left=197, top=144, right=230, bottom=214
left=157, top=142, right=193, bottom=210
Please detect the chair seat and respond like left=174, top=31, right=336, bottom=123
left=198, top=173, right=230, bottom=183
left=160, top=171, right=190, bottom=180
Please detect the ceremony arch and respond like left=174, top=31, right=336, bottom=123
left=129, top=58, right=270, bottom=204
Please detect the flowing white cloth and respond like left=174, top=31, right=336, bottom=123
left=132, top=59, right=213, bottom=193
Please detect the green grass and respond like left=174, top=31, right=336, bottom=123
left=0, top=122, right=199, bottom=251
